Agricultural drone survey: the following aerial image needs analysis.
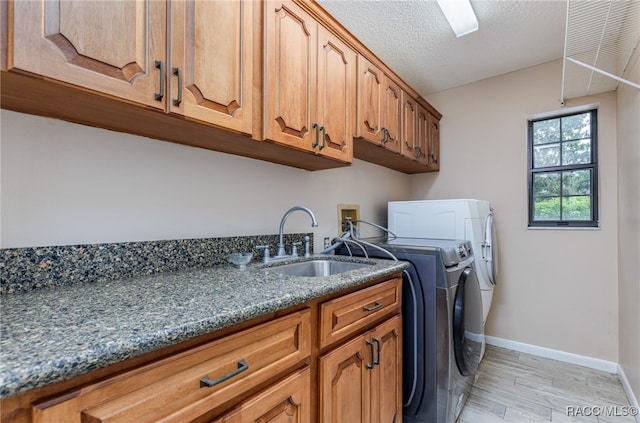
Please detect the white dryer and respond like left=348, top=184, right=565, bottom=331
left=388, top=199, right=498, bottom=326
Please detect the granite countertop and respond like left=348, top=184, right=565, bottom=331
left=0, top=255, right=407, bottom=399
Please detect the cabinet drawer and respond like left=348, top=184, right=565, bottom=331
left=319, top=278, right=401, bottom=348
left=33, top=310, right=311, bottom=423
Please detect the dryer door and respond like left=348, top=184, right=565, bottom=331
left=453, top=268, right=484, bottom=376
left=483, top=213, right=498, bottom=285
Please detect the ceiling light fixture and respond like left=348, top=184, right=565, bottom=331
left=436, top=0, right=479, bottom=37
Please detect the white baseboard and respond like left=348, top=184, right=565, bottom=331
left=618, top=364, right=640, bottom=423
left=485, top=335, right=618, bottom=373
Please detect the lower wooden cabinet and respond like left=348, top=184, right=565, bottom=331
left=319, top=278, right=402, bottom=348
left=319, top=315, right=402, bottom=423
left=370, top=316, right=403, bottom=423
left=213, top=367, right=310, bottom=423
left=2, top=276, right=402, bottom=423
left=32, top=310, right=311, bottom=423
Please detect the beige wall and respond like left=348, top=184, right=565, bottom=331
left=414, top=60, right=620, bottom=362
left=616, top=50, right=640, bottom=398
left=0, top=110, right=410, bottom=249
left=1, top=57, right=633, bottom=388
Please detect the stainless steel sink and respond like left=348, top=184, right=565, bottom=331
left=265, top=259, right=373, bottom=277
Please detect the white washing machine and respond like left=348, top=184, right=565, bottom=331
left=388, top=199, right=499, bottom=327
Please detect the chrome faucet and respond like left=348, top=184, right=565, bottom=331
left=276, top=206, right=318, bottom=258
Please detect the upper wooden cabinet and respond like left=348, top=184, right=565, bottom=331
left=401, top=92, right=418, bottom=160
left=382, top=77, right=402, bottom=154
left=402, top=100, right=441, bottom=170
left=9, top=0, right=167, bottom=109
left=415, top=104, right=441, bottom=170
left=355, top=51, right=441, bottom=173
left=426, top=111, right=441, bottom=170
left=3, top=0, right=439, bottom=172
left=8, top=0, right=254, bottom=135
left=264, top=1, right=354, bottom=163
left=356, top=55, right=402, bottom=155
left=169, top=0, right=254, bottom=135
left=316, top=25, right=356, bottom=162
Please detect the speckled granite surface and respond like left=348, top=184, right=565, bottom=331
left=0, top=234, right=311, bottom=294
left=0, top=255, right=407, bottom=399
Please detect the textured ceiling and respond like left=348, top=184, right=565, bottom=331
left=317, top=0, right=568, bottom=97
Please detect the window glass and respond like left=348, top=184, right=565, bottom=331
left=562, top=196, right=591, bottom=220
left=562, top=139, right=591, bottom=165
left=561, top=113, right=590, bottom=141
left=528, top=110, right=598, bottom=227
left=533, top=172, right=561, bottom=196
left=562, top=170, right=591, bottom=195
left=534, top=197, right=561, bottom=221
left=533, top=119, right=560, bottom=144
left=534, top=144, right=560, bottom=168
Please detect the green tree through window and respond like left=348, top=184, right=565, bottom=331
left=528, top=110, right=598, bottom=227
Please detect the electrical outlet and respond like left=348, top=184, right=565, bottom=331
left=324, top=237, right=331, bottom=249
left=337, top=204, right=360, bottom=233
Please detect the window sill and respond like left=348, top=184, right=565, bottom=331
left=527, top=225, right=601, bottom=231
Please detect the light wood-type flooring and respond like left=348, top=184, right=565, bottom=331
left=458, top=345, right=638, bottom=423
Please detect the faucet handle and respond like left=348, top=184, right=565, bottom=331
left=292, top=241, right=302, bottom=257
left=304, top=236, right=311, bottom=258
left=255, top=245, right=270, bottom=262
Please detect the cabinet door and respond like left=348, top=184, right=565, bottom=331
left=10, top=0, right=166, bottom=109
left=319, top=333, right=371, bottom=423
left=427, top=112, right=441, bottom=170
left=382, top=78, right=402, bottom=154
left=356, top=55, right=385, bottom=144
left=316, top=25, right=355, bottom=163
left=414, top=104, right=430, bottom=166
left=213, top=367, right=310, bottom=423
left=265, top=1, right=317, bottom=152
left=401, top=92, right=418, bottom=160
left=170, top=0, right=253, bottom=135
left=370, top=315, right=402, bottom=423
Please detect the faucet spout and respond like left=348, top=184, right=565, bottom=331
left=277, top=206, right=318, bottom=257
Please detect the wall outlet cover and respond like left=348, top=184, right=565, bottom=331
left=337, top=204, right=360, bottom=233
